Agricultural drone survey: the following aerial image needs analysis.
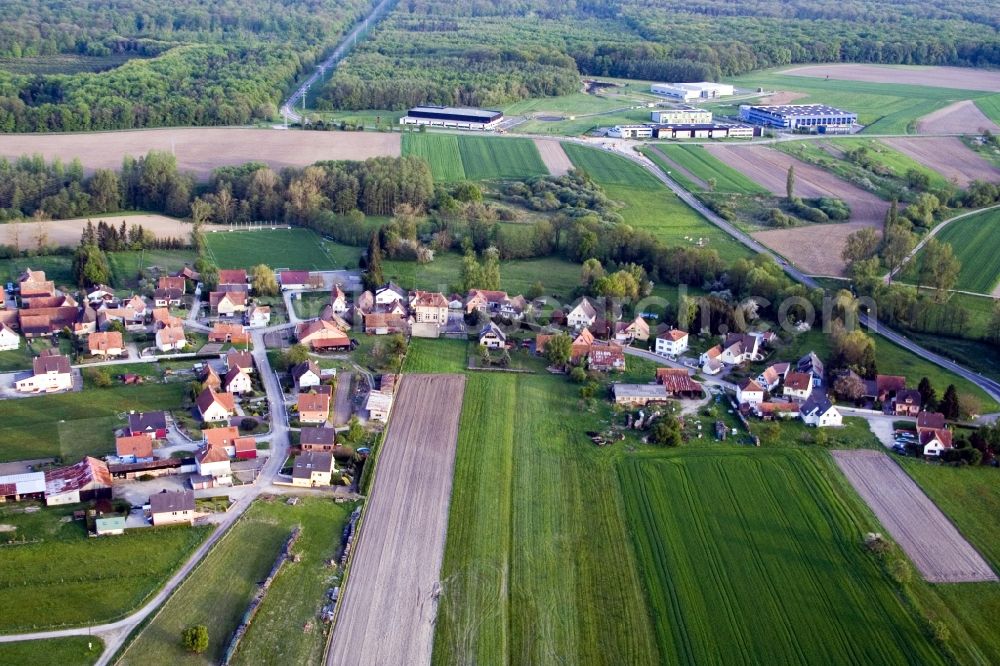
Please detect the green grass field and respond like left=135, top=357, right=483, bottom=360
left=619, top=448, right=944, bottom=664
left=0, top=637, right=104, bottom=666
left=648, top=145, right=768, bottom=194
left=0, top=382, right=186, bottom=462
left=975, top=94, right=1000, bottom=125
left=0, top=254, right=75, bottom=288
left=121, top=498, right=354, bottom=666
left=562, top=143, right=752, bottom=262
left=905, top=208, right=1000, bottom=294
left=203, top=228, right=338, bottom=270
left=0, top=502, right=209, bottom=632
left=730, top=71, right=991, bottom=134
left=402, top=133, right=547, bottom=181
left=107, top=249, right=197, bottom=288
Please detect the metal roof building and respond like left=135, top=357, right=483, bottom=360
left=739, top=104, right=857, bottom=131
left=401, top=105, right=504, bottom=130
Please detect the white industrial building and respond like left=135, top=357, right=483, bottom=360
left=651, top=107, right=713, bottom=124
left=607, top=124, right=655, bottom=139
left=651, top=82, right=734, bottom=102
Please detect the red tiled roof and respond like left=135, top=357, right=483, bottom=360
left=115, top=435, right=153, bottom=459
left=204, top=426, right=239, bottom=449
left=656, top=368, right=703, bottom=394
left=88, top=331, right=123, bottom=352
left=783, top=372, right=812, bottom=391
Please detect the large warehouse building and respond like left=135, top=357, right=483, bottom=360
left=738, top=104, right=857, bottom=132
left=651, top=107, right=713, bottom=124
left=650, top=82, right=734, bottom=102
left=400, top=105, right=504, bottom=131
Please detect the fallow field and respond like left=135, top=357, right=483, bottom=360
left=401, top=133, right=547, bottom=182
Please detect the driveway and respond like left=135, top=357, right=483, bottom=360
left=333, top=371, right=353, bottom=426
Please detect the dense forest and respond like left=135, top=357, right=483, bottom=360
left=317, top=0, right=1000, bottom=110
left=0, top=0, right=374, bottom=132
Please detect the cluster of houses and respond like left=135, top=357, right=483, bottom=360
left=734, top=351, right=842, bottom=427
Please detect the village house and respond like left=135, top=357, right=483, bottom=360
left=292, top=451, right=336, bottom=487
left=297, top=392, right=331, bottom=424
left=753, top=401, right=800, bottom=420
left=201, top=365, right=222, bottom=391
left=700, top=346, right=723, bottom=375
left=365, top=390, right=393, bottom=422
left=757, top=362, right=790, bottom=392
left=894, top=389, right=922, bottom=417
left=612, top=383, right=669, bottom=406
left=73, top=305, right=98, bottom=336
left=479, top=322, right=506, bottom=349
left=656, top=368, right=704, bottom=398
left=737, top=378, right=765, bottom=406
left=917, top=412, right=952, bottom=457
left=800, top=395, right=842, bottom=427
left=128, top=411, right=168, bottom=439
left=86, top=285, right=115, bottom=305
left=300, top=426, right=337, bottom=452
left=292, top=360, right=322, bottom=390
left=362, top=311, right=407, bottom=335
left=19, top=269, right=55, bottom=299
left=797, top=352, right=825, bottom=386
left=176, top=266, right=201, bottom=282
left=875, top=374, right=907, bottom=403
left=88, top=331, right=125, bottom=358
left=194, top=445, right=232, bottom=485
left=566, top=298, right=598, bottom=330
left=196, top=388, right=236, bottom=422
left=115, top=435, right=155, bottom=463
left=158, top=276, right=186, bottom=294
left=410, top=290, right=449, bottom=324
left=223, top=367, right=253, bottom=395
left=44, top=457, right=113, bottom=506
left=375, top=283, right=408, bottom=306
left=217, top=269, right=249, bottom=292
left=15, top=351, right=73, bottom=393
left=245, top=304, right=271, bottom=328
left=97, top=304, right=144, bottom=332
left=149, top=489, right=196, bottom=526
left=782, top=372, right=814, bottom=403
left=225, top=349, right=254, bottom=374
left=614, top=316, right=650, bottom=344
left=204, top=426, right=240, bottom=456
left=296, top=318, right=351, bottom=350
left=155, top=325, right=187, bottom=352
left=718, top=333, right=760, bottom=365
left=0, top=322, right=20, bottom=351
left=498, top=294, right=528, bottom=321
left=208, top=322, right=250, bottom=345
left=330, top=285, right=348, bottom=313
left=151, top=307, right=183, bottom=329
left=588, top=344, right=626, bottom=372
left=465, top=289, right=506, bottom=316
left=153, top=288, right=183, bottom=307
left=654, top=329, right=688, bottom=357
left=210, top=291, right=248, bottom=316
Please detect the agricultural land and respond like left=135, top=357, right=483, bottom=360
left=203, top=228, right=341, bottom=271
left=401, top=133, right=547, bottom=182
left=904, top=208, right=1000, bottom=295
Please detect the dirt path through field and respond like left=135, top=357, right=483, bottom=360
left=883, top=137, right=1000, bottom=187
left=327, top=373, right=466, bottom=666
left=831, top=449, right=997, bottom=583
left=647, top=146, right=708, bottom=190
left=0, top=213, right=191, bottom=248
left=782, top=64, right=1000, bottom=92
left=915, top=100, right=1000, bottom=135
left=0, top=128, right=401, bottom=180
left=534, top=139, right=573, bottom=176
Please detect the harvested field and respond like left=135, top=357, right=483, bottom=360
left=327, top=373, right=466, bottom=666
left=782, top=64, right=1000, bottom=92
left=0, top=214, right=189, bottom=248
left=0, top=128, right=401, bottom=180
left=831, top=449, right=997, bottom=583
left=534, top=139, right=572, bottom=176
left=883, top=136, right=1000, bottom=186
left=916, top=100, right=1000, bottom=134
left=754, top=221, right=876, bottom=276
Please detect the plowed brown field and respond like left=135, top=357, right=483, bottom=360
left=782, top=64, right=1000, bottom=92
left=883, top=137, right=1000, bottom=187
left=534, top=139, right=572, bottom=176
left=327, top=374, right=466, bottom=666
left=915, top=100, right=1000, bottom=135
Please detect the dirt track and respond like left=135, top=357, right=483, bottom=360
left=0, top=213, right=190, bottom=248
left=883, top=137, right=1000, bottom=187
left=534, top=139, right=572, bottom=176
left=0, top=128, right=401, bottom=180
left=327, top=373, right=466, bottom=666
left=831, top=450, right=997, bottom=583
left=915, top=100, right=1000, bottom=135
left=782, top=64, right=1000, bottom=92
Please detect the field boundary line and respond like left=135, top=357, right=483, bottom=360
left=886, top=202, right=1000, bottom=282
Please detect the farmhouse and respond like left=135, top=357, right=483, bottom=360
left=196, top=388, right=236, bottom=422
left=20, top=306, right=79, bottom=337
left=753, top=401, right=800, bottom=420
left=410, top=290, right=449, bottom=324
left=0, top=322, right=20, bottom=351
left=894, top=389, right=922, bottom=417
left=567, top=298, right=598, bottom=329
left=87, top=331, right=124, bottom=358
left=655, top=329, right=689, bottom=356
left=208, top=322, right=249, bottom=345
left=44, top=457, right=113, bottom=505
left=737, top=379, right=765, bottom=406
left=74, top=304, right=98, bottom=336
left=149, top=489, right=196, bottom=526
left=479, top=322, right=506, bottom=349
left=245, top=304, right=271, bottom=328
left=292, top=451, right=337, bottom=487
left=363, top=312, right=406, bottom=335
left=217, top=269, right=248, bottom=290
left=129, top=411, right=167, bottom=439
left=329, top=285, right=348, bottom=314
left=291, top=360, right=322, bottom=390
left=0, top=471, right=46, bottom=503
left=650, top=107, right=713, bottom=124
left=204, top=426, right=240, bottom=455
left=800, top=395, right=842, bottom=428
left=210, top=291, right=248, bottom=316
left=298, top=392, right=331, bottom=424
left=153, top=288, right=183, bottom=307
left=651, top=81, right=734, bottom=101
left=875, top=374, right=907, bottom=403
left=400, top=105, right=504, bottom=131
left=297, top=318, right=351, bottom=350
left=223, top=367, right=253, bottom=394
left=115, top=435, right=154, bottom=463
left=301, top=426, right=337, bottom=452
left=613, top=383, right=669, bottom=406
left=15, top=351, right=73, bottom=393
left=739, top=104, right=857, bottom=133
left=279, top=270, right=312, bottom=290
left=782, top=372, right=814, bottom=402
left=656, top=368, right=704, bottom=398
